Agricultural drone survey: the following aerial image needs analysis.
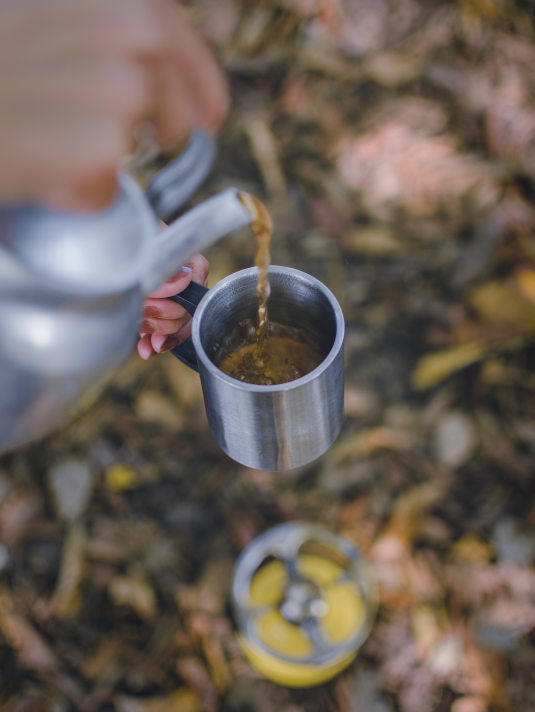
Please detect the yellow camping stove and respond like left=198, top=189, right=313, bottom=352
left=231, top=522, right=377, bottom=687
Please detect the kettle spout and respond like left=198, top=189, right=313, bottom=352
left=143, top=187, right=252, bottom=296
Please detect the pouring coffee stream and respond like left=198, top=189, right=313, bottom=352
left=238, top=191, right=273, bottom=347
left=214, top=192, right=324, bottom=386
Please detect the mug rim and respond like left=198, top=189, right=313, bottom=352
left=191, top=265, right=345, bottom=392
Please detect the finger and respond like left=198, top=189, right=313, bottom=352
left=142, top=296, right=188, bottom=320
left=151, top=332, right=169, bottom=353
left=147, top=265, right=193, bottom=299
left=188, top=253, right=210, bottom=286
left=12, top=0, right=162, bottom=58
left=138, top=315, right=189, bottom=335
left=137, top=334, right=156, bottom=360
left=154, top=1, right=228, bottom=141
left=153, top=54, right=195, bottom=147
left=152, top=320, right=192, bottom=353
left=145, top=254, right=208, bottom=347
left=145, top=253, right=208, bottom=299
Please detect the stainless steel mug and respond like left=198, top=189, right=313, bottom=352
left=171, top=266, right=345, bottom=471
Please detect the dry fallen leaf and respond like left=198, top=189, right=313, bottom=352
left=0, top=586, right=59, bottom=673
left=163, top=357, right=204, bottom=411
left=329, top=426, right=414, bottom=464
left=108, top=572, right=157, bottom=621
left=363, top=50, right=423, bottom=87
left=469, top=275, right=535, bottom=331
left=450, top=535, right=493, bottom=565
left=82, top=637, right=121, bottom=681
left=176, top=656, right=219, bottom=712
left=105, top=462, right=139, bottom=492
left=336, top=97, right=496, bottom=217
left=176, top=558, right=234, bottom=616
left=412, top=342, right=487, bottom=390
left=244, top=115, right=286, bottom=194
left=411, top=604, right=444, bottom=658
left=343, top=225, right=406, bottom=256
left=516, top=268, right=535, bottom=303
left=50, top=523, right=86, bottom=618
left=373, top=482, right=445, bottom=559
left=115, top=689, right=202, bottom=712
left=135, top=390, right=185, bottom=430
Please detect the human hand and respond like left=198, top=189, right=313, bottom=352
left=137, top=253, right=209, bottom=360
left=0, top=0, right=228, bottom=211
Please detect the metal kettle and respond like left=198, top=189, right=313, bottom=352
left=0, top=133, right=252, bottom=454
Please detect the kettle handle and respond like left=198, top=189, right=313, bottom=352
left=146, top=131, right=216, bottom=223
left=169, top=281, right=208, bottom=372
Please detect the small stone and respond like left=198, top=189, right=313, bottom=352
left=319, top=461, right=377, bottom=495
left=492, top=517, right=535, bottom=565
left=344, top=225, right=404, bottom=256
left=433, top=411, right=477, bottom=468
left=344, top=386, right=380, bottom=418
left=135, top=390, right=185, bottom=430
left=428, top=635, right=462, bottom=676
left=47, top=458, right=94, bottom=522
left=475, top=623, right=522, bottom=651
left=344, top=667, right=395, bottom=712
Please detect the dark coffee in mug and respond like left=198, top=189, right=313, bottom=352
left=221, top=194, right=325, bottom=385
left=215, top=318, right=324, bottom=385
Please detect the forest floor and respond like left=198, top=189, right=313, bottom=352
left=1, top=1, right=535, bottom=711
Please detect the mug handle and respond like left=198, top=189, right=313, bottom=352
left=168, top=280, right=209, bottom=372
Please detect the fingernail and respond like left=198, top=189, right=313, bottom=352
left=138, top=341, right=153, bottom=361
left=152, top=334, right=168, bottom=353
left=179, top=265, right=193, bottom=274
left=160, top=336, right=180, bottom=353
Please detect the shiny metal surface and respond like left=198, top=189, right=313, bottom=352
left=191, top=266, right=345, bottom=470
left=146, top=131, right=216, bottom=222
left=232, top=522, right=377, bottom=668
left=0, top=289, right=141, bottom=452
left=142, top=187, right=251, bottom=295
left=0, top=174, right=156, bottom=296
left=0, top=133, right=253, bottom=454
